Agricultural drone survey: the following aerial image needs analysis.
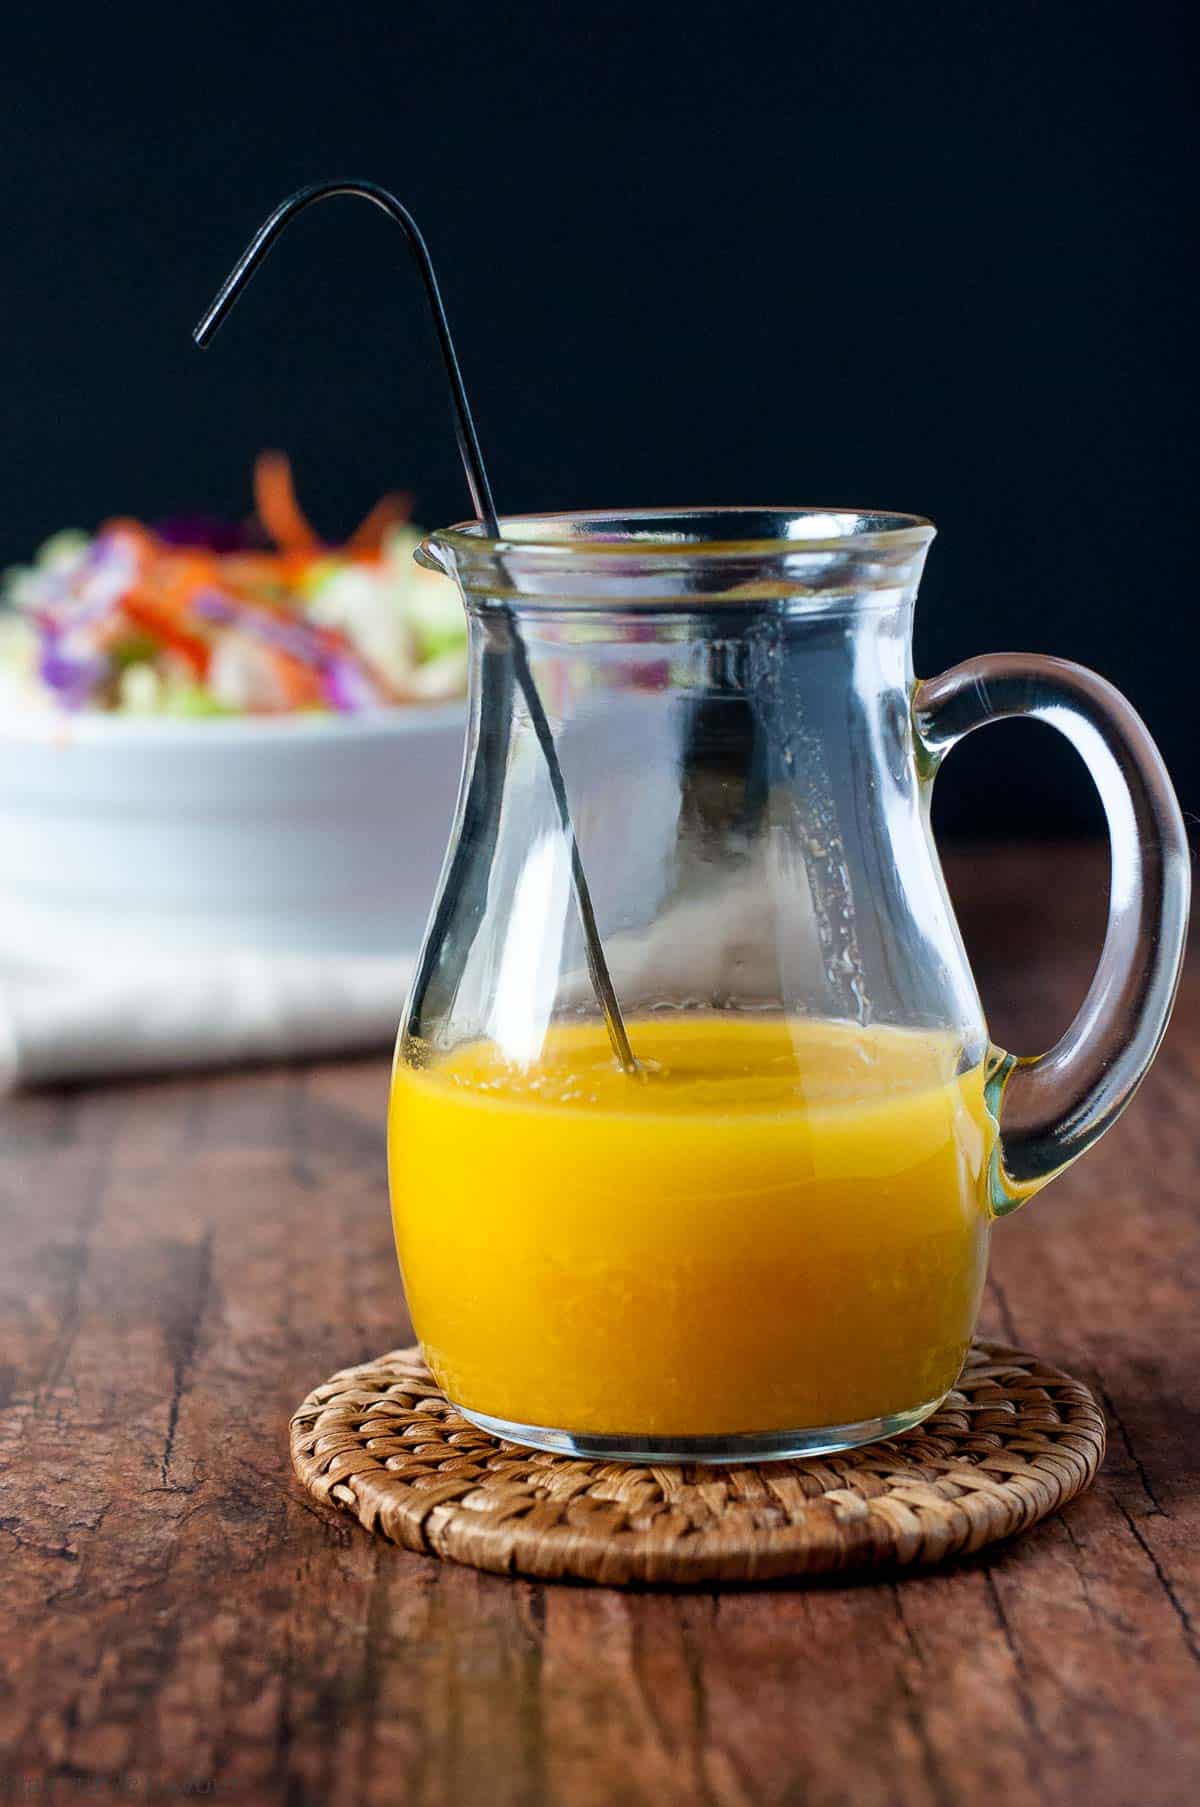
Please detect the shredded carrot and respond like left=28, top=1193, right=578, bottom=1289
left=346, top=492, right=413, bottom=556
left=156, top=553, right=222, bottom=608
left=267, top=649, right=325, bottom=710
left=122, top=593, right=211, bottom=677
left=253, top=451, right=322, bottom=554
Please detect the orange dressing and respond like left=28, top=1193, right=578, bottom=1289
left=388, top=1015, right=995, bottom=1435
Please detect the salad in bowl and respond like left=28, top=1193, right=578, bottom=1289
left=0, top=458, right=470, bottom=962
left=0, top=454, right=466, bottom=719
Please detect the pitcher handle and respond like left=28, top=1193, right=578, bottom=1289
left=914, top=653, right=1190, bottom=1212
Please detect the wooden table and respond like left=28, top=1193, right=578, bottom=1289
left=1, top=846, right=1196, bottom=1807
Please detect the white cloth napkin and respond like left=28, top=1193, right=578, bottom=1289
left=0, top=950, right=414, bottom=1090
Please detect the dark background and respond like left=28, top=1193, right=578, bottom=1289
left=1, top=0, right=1195, bottom=836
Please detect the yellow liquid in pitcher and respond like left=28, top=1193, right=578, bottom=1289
left=388, top=1016, right=996, bottom=1437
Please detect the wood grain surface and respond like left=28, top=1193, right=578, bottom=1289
left=1, top=845, right=1196, bottom=1807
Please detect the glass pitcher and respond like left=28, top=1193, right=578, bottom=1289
left=388, top=508, right=1188, bottom=1463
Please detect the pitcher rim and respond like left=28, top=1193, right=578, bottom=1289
left=421, top=506, right=936, bottom=564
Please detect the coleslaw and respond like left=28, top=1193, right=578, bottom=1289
left=0, top=455, right=466, bottom=717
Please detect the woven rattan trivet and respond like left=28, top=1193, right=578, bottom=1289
left=290, top=1340, right=1105, bottom=1586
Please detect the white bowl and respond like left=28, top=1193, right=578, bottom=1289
left=0, top=704, right=468, bottom=961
